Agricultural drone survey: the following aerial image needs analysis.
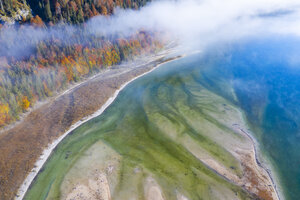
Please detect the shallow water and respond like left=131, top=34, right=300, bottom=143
left=198, top=37, right=300, bottom=200
left=25, top=37, right=300, bottom=200
left=25, top=56, right=255, bottom=200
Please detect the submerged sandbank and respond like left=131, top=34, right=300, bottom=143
left=15, top=50, right=180, bottom=200
left=24, top=53, right=279, bottom=200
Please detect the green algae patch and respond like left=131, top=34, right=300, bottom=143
left=24, top=58, right=256, bottom=200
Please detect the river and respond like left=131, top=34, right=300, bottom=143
left=24, top=37, right=300, bottom=200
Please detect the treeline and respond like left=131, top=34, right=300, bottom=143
left=1, top=0, right=152, bottom=24
left=32, top=0, right=152, bottom=23
left=0, top=26, right=162, bottom=127
left=0, top=0, right=160, bottom=128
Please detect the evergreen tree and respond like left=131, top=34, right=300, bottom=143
left=44, top=0, right=52, bottom=21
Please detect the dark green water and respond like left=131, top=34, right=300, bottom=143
left=25, top=37, right=300, bottom=200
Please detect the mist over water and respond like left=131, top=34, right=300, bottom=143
left=3, top=0, right=300, bottom=57
left=3, top=0, right=300, bottom=199
left=24, top=38, right=300, bottom=199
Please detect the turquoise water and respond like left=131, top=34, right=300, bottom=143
left=25, top=36, right=300, bottom=200
left=25, top=54, right=256, bottom=200
left=198, top=37, right=300, bottom=200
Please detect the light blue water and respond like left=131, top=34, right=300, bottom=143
left=25, top=36, right=300, bottom=200
left=198, top=37, right=300, bottom=200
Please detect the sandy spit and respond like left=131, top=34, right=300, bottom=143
left=232, top=122, right=283, bottom=200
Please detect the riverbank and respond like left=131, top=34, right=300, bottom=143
left=1, top=48, right=281, bottom=200
left=16, top=51, right=182, bottom=200
left=0, top=47, right=179, bottom=200
left=231, top=122, right=280, bottom=200
left=233, top=111, right=283, bottom=200
left=24, top=52, right=281, bottom=200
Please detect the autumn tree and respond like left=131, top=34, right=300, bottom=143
left=0, top=21, right=161, bottom=130
left=0, top=103, right=9, bottom=127
left=30, top=15, right=45, bottom=27
left=100, top=5, right=107, bottom=15
left=91, top=4, right=98, bottom=16
left=21, top=96, right=30, bottom=111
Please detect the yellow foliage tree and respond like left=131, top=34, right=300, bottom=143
left=22, top=96, right=30, bottom=111
left=111, top=49, right=120, bottom=64
left=103, top=49, right=112, bottom=67
left=0, top=103, right=9, bottom=127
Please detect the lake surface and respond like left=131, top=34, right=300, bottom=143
left=25, top=37, right=300, bottom=200
left=199, top=37, right=300, bottom=200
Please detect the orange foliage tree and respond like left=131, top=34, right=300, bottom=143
left=30, top=15, right=45, bottom=27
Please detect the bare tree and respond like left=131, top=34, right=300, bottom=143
left=0, top=0, right=4, bottom=12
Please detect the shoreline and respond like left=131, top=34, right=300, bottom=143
left=0, top=49, right=174, bottom=135
left=245, top=131, right=282, bottom=200
left=233, top=112, right=283, bottom=200
left=14, top=50, right=282, bottom=200
left=15, top=53, right=182, bottom=200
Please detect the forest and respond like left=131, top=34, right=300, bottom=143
left=0, top=0, right=161, bottom=128
left=0, top=0, right=152, bottom=24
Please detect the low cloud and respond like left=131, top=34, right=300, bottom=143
left=2, top=0, right=300, bottom=57
left=88, top=0, right=300, bottom=51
